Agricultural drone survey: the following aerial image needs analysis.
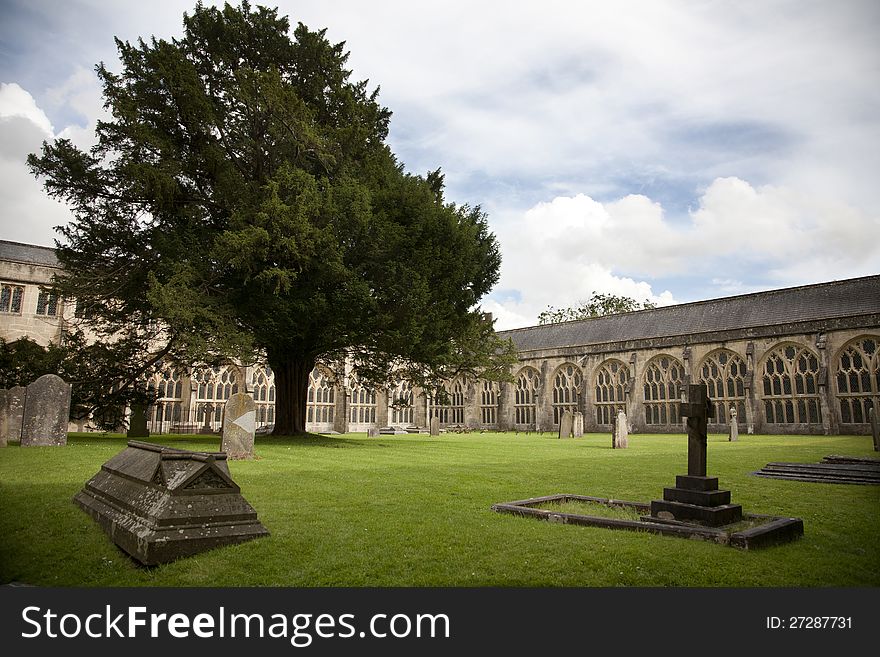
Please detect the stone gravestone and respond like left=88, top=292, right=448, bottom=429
left=650, top=383, right=742, bottom=526
left=220, top=392, right=256, bottom=460
left=74, top=440, right=268, bottom=565
left=728, top=406, right=739, bottom=442
left=20, top=374, right=71, bottom=447
left=127, top=403, right=150, bottom=438
left=430, top=416, right=440, bottom=436
left=0, top=386, right=26, bottom=447
left=558, top=410, right=573, bottom=439
left=367, top=427, right=379, bottom=437
left=871, top=406, right=879, bottom=452
left=613, top=410, right=628, bottom=449
left=572, top=412, right=584, bottom=437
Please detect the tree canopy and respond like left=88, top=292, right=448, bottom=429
left=28, top=1, right=515, bottom=434
left=537, top=292, right=657, bottom=325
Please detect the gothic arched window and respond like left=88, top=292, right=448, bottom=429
left=761, top=343, right=822, bottom=425
left=552, top=364, right=582, bottom=425
left=594, top=359, right=629, bottom=426
left=835, top=336, right=880, bottom=424
left=643, top=356, right=684, bottom=426
left=698, top=350, right=747, bottom=424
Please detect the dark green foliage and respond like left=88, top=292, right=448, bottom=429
left=538, top=291, right=658, bottom=325
left=28, top=2, right=513, bottom=433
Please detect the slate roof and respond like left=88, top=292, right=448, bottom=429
left=500, top=275, right=880, bottom=352
left=0, top=240, right=60, bottom=268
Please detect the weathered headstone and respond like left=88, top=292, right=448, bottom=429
left=127, top=403, right=150, bottom=439
left=870, top=406, right=879, bottom=452
left=74, top=440, right=269, bottom=565
left=573, top=412, right=584, bottom=437
left=430, top=416, right=440, bottom=436
left=20, top=374, right=71, bottom=447
left=558, top=410, right=573, bottom=439
left=367, top=427, right=379, bottom=437
left=0, top=386, right=26, bottom=446
left=220, top=393, right=255, bottom=460
left=613, top=410, right=628, bottom=449
left=728, top=406, right=739, bottom=442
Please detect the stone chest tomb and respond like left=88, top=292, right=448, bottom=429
left=74, top=440, right=268, bottom=565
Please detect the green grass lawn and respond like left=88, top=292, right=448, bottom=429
left=1, top=431, right=878, bottom=587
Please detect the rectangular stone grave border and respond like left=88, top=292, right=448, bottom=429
left=491, top=493, right=803, bottom=550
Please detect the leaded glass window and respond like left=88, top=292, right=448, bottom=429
left=390, top=379, right=414, bottom=425
left=307, top=366, right=336, bottom=424
left=480, top=380, right=498, bottom=427
left=349, top=377, right=377, bottom=425
left=514, top=367, right=539, bottom=428
left=698, top=350, right=747, bottom=424
left=643, top=356, right=684, bottom=425
left=761, top=344, right=822, bottom=425
left=595, top=359, right=629, bottom=426
left=251, top=365, right=276, bottom=426
left=836, top=336, right=879, bottom=424
left=552, top=364, right=582, bottom=425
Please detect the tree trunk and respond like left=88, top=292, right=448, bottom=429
left=269, top=354, right=315, bottom=435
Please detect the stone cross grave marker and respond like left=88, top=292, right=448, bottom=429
left=728, top=406, right=739, bottom=442
left=221, top=393, right=256, bottom=459
left=21, top=374, right=71, bottom=447
left=558, top=410, right=573, bottom=439
left=871, top=406, right=879, bottom=452
left=679, top=383, right=715, bottom=477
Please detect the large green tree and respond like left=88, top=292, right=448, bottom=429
left=28, top=1, right=514, bottom=434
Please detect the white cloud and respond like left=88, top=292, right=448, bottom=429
left=0, top=83, right=54, bottom=136
left=488, top=176, right=880, bottom=329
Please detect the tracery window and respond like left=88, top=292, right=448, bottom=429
left=149, top=366, right=183, bottom=428
left=194, top=366, right=240, bottom=425
left=349, top=377, right=377, bottom=425
left=36, top=290, right=59, bottom=316
left=0, top=283, right=24, bottom=314
left=552, top=364, right=582, bottom=425
left=698, top=350, right=747, bottom=424
left=836, top=336, right=879, bottom=424
left=480, top=380, right=498, bottom=426
left=433, top=378, right=465, bottom=425
left=761, top=344, right=822, bottom=425
left=594, top=359, right=629, bottom=426
left=307, top=366, right=336, bottom=424
left=643, top=356, right=684, bottom=425
left=390, top=379, right=414, bottom=425
left=514, top=367, right=539, bottom=428
left=251, top=365, right=276, bottom=426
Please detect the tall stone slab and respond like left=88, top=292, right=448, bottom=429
left=430, top=416, right=440, bottom=436
left=21, top=375, right=70, bottom=447
left=558, top=410, right=573, bottom=439
left=221, top=392, right=256, bottom=460
left=0, top=386, right=26, bottom=446
left=613, top=410, right=629, bottom=449
left=572, top=412, right=584, bottom=437
left=871, top=406, right=879, bottom=452
left=729, top=406, right=739, bottom=442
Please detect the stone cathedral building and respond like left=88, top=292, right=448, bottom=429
left=2, top=239, right=879, bottom=435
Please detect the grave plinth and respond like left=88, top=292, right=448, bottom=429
left=649, top=384, right=743, bottom=526
left=74, top=440, right=268, bottom=565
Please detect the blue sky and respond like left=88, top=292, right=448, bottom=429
left=1, top=0, right=879, bottom=329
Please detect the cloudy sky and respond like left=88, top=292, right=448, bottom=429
left=1, top=0, right=878, bottom=329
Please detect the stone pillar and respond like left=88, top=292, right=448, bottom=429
left=376, top=389, right=389, bottom=427
left=497, top=381, right=514, bottom=431
left=333, top=388, right=348, bottom=433
left=464, top=379, right=480, bottom=429
left=870, top=406, right=879, bottom=452
left=537, top=360, right=553, bottom=433
left=628, top=352, right=645, bottom=433
left=816, top=333, right=832, bottom=435
left=744, top=343, right=758, bottom=434
left=413, top=388, right=427, bottom=428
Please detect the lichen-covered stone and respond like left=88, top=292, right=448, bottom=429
left=221, top=393, right=255, bottom=459
left=74, top=440, right=269, bottom=565
left=21, top=374, right=70, bottom=447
